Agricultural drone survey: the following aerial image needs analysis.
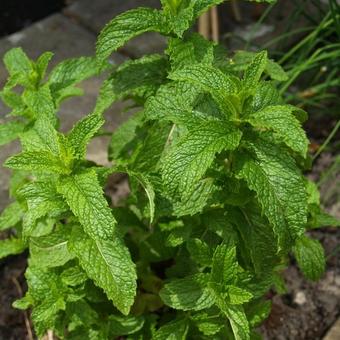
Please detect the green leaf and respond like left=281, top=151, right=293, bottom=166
left=166, top=33, right=215, bottom=70
left=0, top=237, right=26, bottom=259
left=172, top=178, right=216, bottom=217
left=48, top=56, right=104, bottom=102
left=247, top=300, right=271, bottom=327
left=224, top=304, right=250, bottom=340
left=67, top=113, right=104, bottom=159
left=162, top=120, right=241, bottom=198
left=247, top=81, right=282, bottom=113
left=61, top=266, right=88, bottom=287
left=57, top=170, right=116, bottom=241
left=96, top=8, right=166, bottom=62
left=128, top=171, right=155, bottom=223
left=243, top=51, right=267, bottom=90
left=4, top=47, right=32, bottom=75
left=145, top=81, right=200, bottom=124
left=5, top=151, right=71, bottom=174
left=186, top=238, right=212, bottom=267
left=22, top=85, right=55, bottom=122
left=19, top=181, right=68, bottom=236
left=108, top=315, right=144, bottom=336
left=192, top=312, right=225, bottom=336
left=30, top=227, right=74, bottom=268
left=245, top=105, right=309, bottom=157
left=0, top=201, right=23, bottom=231
left=35, top=52, right=53, bottom=80
left=3, top=47, right=34, bottom=87
left=211, top=243, right=238, bottom=286
left=153, top=319, right=189, bottom=340
left=95, top=55, right=167, bottom=115
left=160, top=273, right=214, bottom=311
left=227, top=285, right=253, bottom=305
left=0, top=90, right=26, bottom=116
left=108, top=111, right=143, bottom=160
left=68, top=226, right=137, bottom=315
left=31, top=296, right=66, bottom=337
left=236, top=137, right=307, bottom=250
left=233, top=50, right=287, bottom=82
left=293, top=235, right=325, bottom=281
left=193, top=0, right=225, bottom=17
left=0, top=120, right=25, bottom=146
left=169, top=64, right=240, bottom=117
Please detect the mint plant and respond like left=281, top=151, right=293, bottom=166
left=0, top=0, right=338, bottom=339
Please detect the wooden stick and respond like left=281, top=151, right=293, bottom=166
left=231, top=0, right=242, bottom=22
left=198, top=11, right=210, bottom=39
left=210, top=6, right=219, bottom=42
left=11, top=277, right=34, bottom=340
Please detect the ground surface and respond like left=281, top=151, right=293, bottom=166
left=0, top=0, right=339, bottom=339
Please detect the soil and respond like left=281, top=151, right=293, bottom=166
left=261, top=228, right=340, bottom=340
left=0, top=254, right=29, bottom=340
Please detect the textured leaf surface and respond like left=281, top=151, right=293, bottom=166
left=4, top=47, right=32, bottom=76
left=19, top=181, right=68, bottom=236
left=145, top=81, right=200, bottom=123
left=160, top=273, right=214, bottom=311
left=108, top=315, right=144, bottom=336
left=227, top=286, right=253, bottom=305
left=223, top=304, right=250, bottom=340
left=211, top=243, right=238, bottom=286
left=68, top=226, right=137, bottom=315
left=30, top=228, right=74, bottom=268
left=22, top=85, right=55, bottom=122
left=95, top=55, right=167, bottom=115
left=48, top=57, right=103, bottom=101
left=153, top=319, right=189, bottom=340
left=162, top=120, right=241, bottom=198
left=108, top=112, right=143, bottom=160
left=0, top=238, right=26, bottom=259
left=166, top=33, right=215, bottom=70
left=5, top=151, right=70, bottom=174
left=236, top=137, right=307, bottom=250
left=67, top=113, right=104, bottom=159
left=57, top=170, right=116, bottom=240
left=172, top=178, right=216, bottom=216
left=0, top=120, right=25, bottom=146
left=246, top=105, right=308, bottom=157
left=186, top=238, right=212, bottom=267
left=169, top=64, right=239, bottom=116
left=96, top=8, right=166, bottom=62
left=243, top=51, right=267, bottom=90
left=293, top=235, right=325, bottom=280
left=0, top=201, right=23, bottom=231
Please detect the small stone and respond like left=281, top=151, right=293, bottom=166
left=294, top=291, right=307, bottom=305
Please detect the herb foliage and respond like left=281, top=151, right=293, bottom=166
left=0, top=0, right=337, bottom=339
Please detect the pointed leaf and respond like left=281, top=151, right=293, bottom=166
left=160, top=273, right=214, bottom=311
left=96, top=8, right=166, bottom=62
left=245, top=105, right=309, bottom=157
left=162, top=120, right=242, bottom=198
left=236, top=137, right=307, bottom=250
left=57, top=170, right=116, bottom=241
left=68, top=226, right=137, bottom=315
left=293, top=235, right=325, bottom=280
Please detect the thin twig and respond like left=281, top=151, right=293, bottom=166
left=11, top=276, right=34, bottom=340
left=313, top=119, right=340, bottom=161
left=210, top=6, right=220, bottom=42
left=231, top=0, right=242, bottom=22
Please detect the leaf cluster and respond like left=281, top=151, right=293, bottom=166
left=0, top=0, right=338, bottom=339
